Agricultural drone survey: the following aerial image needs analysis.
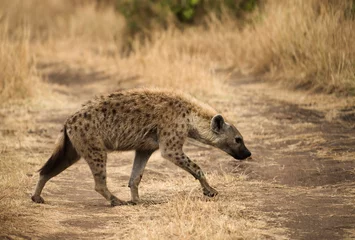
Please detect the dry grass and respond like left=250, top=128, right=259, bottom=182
left=1, top=0, right=354, bottom=101
left=0, top=0, right=124, bottom=103
left=0, top=25, right=39, bottom=101
left=247, top=0, right=355, bottom=93
left=0, top=1, right=355, bottom=239
left=132, top=0, right=355, bottom=94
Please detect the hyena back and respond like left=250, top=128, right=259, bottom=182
left=32, top=89, right=251, bottom=206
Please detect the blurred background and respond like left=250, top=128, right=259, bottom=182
left=0, top=0, right=354, bottom=102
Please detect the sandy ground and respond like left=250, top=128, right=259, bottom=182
left=1, top=61, right=354, bottom=239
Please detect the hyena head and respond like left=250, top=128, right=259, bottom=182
left=210, top=114, right=251, bottom=160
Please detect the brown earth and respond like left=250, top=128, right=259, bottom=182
left=1, top=62, right=354, bottom=239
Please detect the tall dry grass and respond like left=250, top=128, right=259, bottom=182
left=244, top=0, right=355, bottom=94
left=113, top=0, right=355, bottom=95
left=0, top=0, right=125, bottom=103
left=1, top=0, right=354, bottom=101
left=0, top=25, right=38, bottom=102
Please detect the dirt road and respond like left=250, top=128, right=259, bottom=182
left=1, top=62, right=354, bottom=239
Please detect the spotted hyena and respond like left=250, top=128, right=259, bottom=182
left=31, top=89, right=251, bottom=206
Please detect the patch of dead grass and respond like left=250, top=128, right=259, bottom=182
left=0, top=25, right=39, bottom=102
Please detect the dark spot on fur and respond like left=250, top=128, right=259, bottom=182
left=72, top=115, right=77, bottom=123
left=102, top=108, right=107, bottom=113
left=74, top=126, right=77, bottom=131
left=91, top=147, right=101, bottom=152
left=176, top=157, right=180, bottom=161
left=96, top=164, right=100, bottom=167
left=78, top=113, right=82, bottom=117
left=103, top=101, right=108, bottom=105
left=168, top=154, right=172, bottom=157
left=101, top=164, right=104, bottom=168
left=182, top=113, right=186, bottom=118
left=146, top=113, right=150, bottom=118
left=192, top=163, right=197, bottom=168
left=112, top=109, right=117, bottom=114
left=115, top=103, right=120, bottom=107
left=84, top=113, right=91, bottom=120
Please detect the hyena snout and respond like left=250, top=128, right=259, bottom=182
left=229, top=144, right=251, bottom=160
left=221, top=144, right=251, bottom=160
left=233, top=147, right=251, bottom=160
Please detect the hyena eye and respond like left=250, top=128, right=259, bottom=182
left=235, top=137, right=242, bottom=144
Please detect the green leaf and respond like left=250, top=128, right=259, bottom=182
left=182, top=8, right=194, bottom=20
left=190, top=0, right=200, bottom=6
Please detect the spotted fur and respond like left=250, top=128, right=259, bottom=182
left=31, top=89, right=251, bottom=206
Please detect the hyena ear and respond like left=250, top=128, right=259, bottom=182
left=211, top=114, right=225, bottom=134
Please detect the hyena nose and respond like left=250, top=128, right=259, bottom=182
left=245, top=150, right=251, bottom=158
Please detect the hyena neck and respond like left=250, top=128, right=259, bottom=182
left=188, top=114, right=215, bottom=146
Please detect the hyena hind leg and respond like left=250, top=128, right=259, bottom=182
left=32, top=132, right=80, bottom=203
left=85, top=151, right=126, bottom=206
left=128, top=149, right=155, bottom=204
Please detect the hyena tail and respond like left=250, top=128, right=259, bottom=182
left=32, top=126, right=81, bottom=203
left=39, top=125, right=80, bottom=177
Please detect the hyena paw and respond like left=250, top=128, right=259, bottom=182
left=31, top=195, right=45, bottom=203
left=110, top=196, right=127, bottom=207
left=127, top=200, right=138, bottom=205
left=203, top=187, right=218, bottom=197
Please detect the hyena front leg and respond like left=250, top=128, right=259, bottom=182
left=128, top=149, right=155, bottom=204
left=160, top=138, right=218, bottom=197
left=84, top=150, right=126, bottom=206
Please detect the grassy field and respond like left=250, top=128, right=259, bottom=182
left=0, top=0, right=354, bottom=101
left=0, top=1, right=355, bottom=239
